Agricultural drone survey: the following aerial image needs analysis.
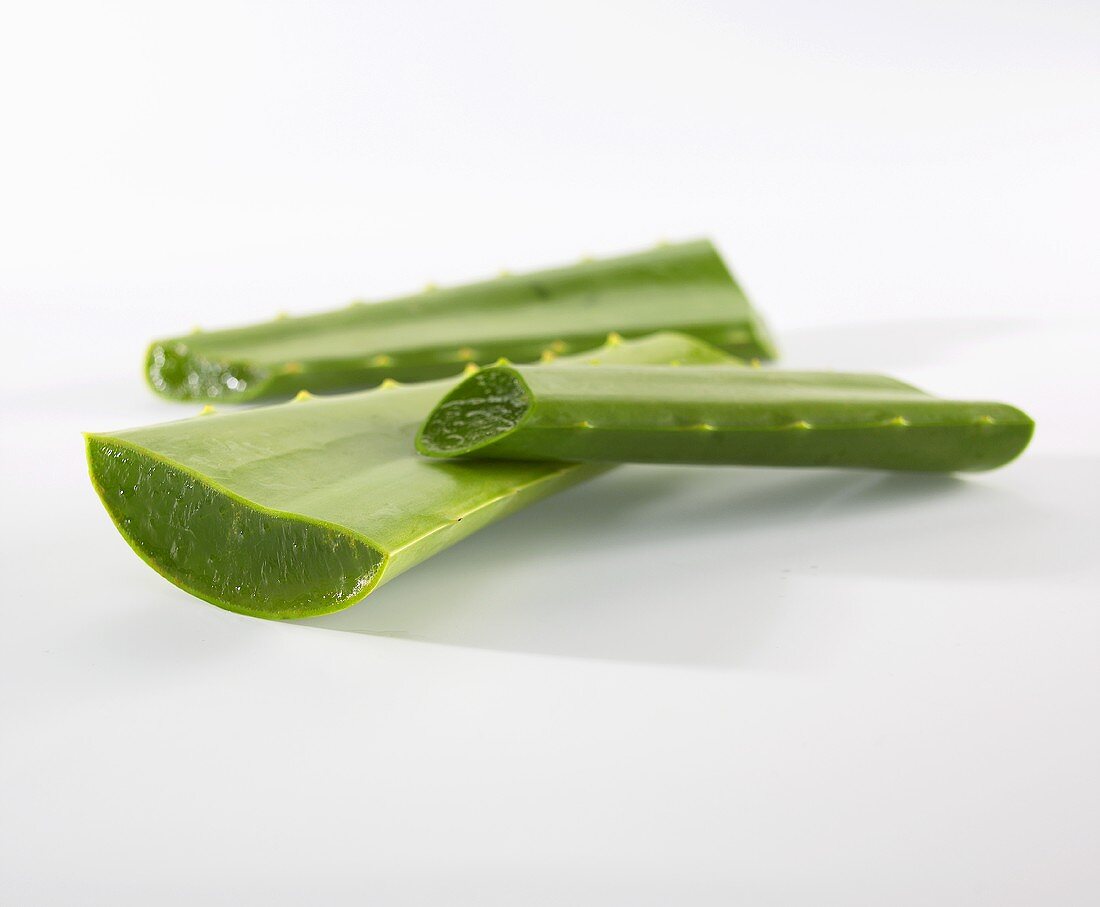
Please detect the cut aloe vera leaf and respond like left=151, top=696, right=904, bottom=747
left=88, top=333, right=736, bottom=619
left=416, top=364, right=1034, bottom=472
left=145, top=239, right=775, bottom=402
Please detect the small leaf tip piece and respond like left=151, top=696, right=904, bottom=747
left=539, top=349, right=557, bottom=364
left=380, top=378, right=400, bottom=389
left=198, top=404, right=217, bottom=416
left=462, top=362, right=480, bottom=376
left=493, top=356, right=511, bottom=367
left=605, top=331, right=623, bottom=347
left=293, top=389, right=313, bottom=402
left=888, top=416, right=910, bottom=427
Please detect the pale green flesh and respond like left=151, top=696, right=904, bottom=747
left=145, top=240, right=775, bottom=402
left=90, top=334, right=736, bottom=618
left=417, top=365, right=1035, bottom=472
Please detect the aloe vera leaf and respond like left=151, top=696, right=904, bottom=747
left=88, top=333, right=735, bottom=619
left=145, top=239, right=775, bottom=402
left=415, top=364, right=1034, bottom=472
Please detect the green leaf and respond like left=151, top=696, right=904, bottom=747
left=145, top=240, right=775, bottom=402
left=416, top=364, right=1034, bottom=472
left=88, top=333, right=735, bottom=619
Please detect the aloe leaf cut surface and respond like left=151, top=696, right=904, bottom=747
left=416, top=365, right=1034, bottom=472
left=89, top=334, right=735, bottom=619
left=145, top=240, right=775, bottom=402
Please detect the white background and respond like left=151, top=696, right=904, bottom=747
left=2, top=1, right=1098, bottom=903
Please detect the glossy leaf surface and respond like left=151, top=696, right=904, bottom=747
left=90, top=334, right=734, bottom=618
left=417, top=364, right=1034, bottom=472
left=146, top=240, right=775, bottom=402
